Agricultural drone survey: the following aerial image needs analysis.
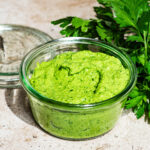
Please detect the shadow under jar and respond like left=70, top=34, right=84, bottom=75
left=19, top=37, right=137, bottom=140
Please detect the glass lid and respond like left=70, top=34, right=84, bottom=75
left=0, top=24, right=52, bottom=88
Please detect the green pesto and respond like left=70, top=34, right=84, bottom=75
left=30, top=50, right=129, bottom=104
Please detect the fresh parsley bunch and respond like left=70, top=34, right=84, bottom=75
left=51, top=0, right=150, bottom=119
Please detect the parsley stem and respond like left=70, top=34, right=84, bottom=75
left=144, top=31, right=148, bottom=65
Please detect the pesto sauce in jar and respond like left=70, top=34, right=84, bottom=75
left=29, top=50, right=129, bottom=139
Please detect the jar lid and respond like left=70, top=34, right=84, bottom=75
left=0, top=24, right=52, bottom=88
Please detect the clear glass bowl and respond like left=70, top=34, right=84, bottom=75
left=19, top=37, right=137, bottom=140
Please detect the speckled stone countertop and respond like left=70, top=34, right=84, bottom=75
left=0, top=0, right=150, bottom=150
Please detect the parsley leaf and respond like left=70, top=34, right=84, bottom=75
left=134, top=104, right=145, bottom=119
left=125, top=96, right=143, bottom=109
left=71, top=17, right=90, bottom=32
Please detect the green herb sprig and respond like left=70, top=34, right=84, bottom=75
left=51, top=0, right=150, bottom=120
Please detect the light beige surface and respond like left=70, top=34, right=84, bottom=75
left=0, top=0, right=149, bottom=150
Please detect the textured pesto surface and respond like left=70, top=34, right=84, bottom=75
left=30, top=50, right=129, bottom=104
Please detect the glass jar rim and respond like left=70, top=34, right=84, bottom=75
left=19, top=37, right=137, bottom=109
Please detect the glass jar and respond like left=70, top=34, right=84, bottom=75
left=19, top=37, right=137, bottom=140
left=0, top=24, right=52, bottom=88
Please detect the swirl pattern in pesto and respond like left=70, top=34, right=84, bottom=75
left=30, top=50, right=129, bottom=104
